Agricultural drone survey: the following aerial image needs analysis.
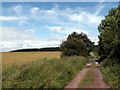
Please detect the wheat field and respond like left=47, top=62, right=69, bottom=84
left=2, top=56, right=88, bottom=88
left=2, top=52, right=61, bottom=69
left=2, top=52, right=89, bottom=88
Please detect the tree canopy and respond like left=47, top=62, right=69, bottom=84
left=98, top=4, right=120, bottom=62
left=60, top=32, right=94, bottom=57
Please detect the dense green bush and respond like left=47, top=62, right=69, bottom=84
left=98, top=4, right=120, bottom=88
left=98, top=5, right=120, bottom=62
left=2, top=56, right=88, bottom=88
left=60, top=32, right=94, bottom=57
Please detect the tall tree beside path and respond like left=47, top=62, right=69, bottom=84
left=98, top=3, right=120, bottom=88
left=60, top=32, right=94, bottom=57
left=98, top=4, right=120, bottom=63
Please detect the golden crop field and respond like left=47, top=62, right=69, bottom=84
left=2, top=51, right=61, bottom=69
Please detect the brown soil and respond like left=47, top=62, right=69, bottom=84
left=64, top=67, right=90, bottom=89
left=64, top=64, right=108, bottom=89
left=83, top=67, right=108, bottom=88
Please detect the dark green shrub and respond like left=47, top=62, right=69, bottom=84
left=60, top=32, right=94, bottom=57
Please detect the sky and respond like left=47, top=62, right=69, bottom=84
left=0, top=1, right=118, bottom=52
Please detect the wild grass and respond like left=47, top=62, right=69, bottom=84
left=100, top=58, right=119, bottom=88
left=79, top=64, right=94, bottom=88
left=2, top=55, right=88, bottom=88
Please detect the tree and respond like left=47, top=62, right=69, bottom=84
left=98, top=4, right=120, bottom=62
left=60, top=32, right=94, bottom=57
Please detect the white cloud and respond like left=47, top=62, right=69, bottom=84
left=31, top=7, right=40, bottom=14
left=0, top=27, right=36, bottom=41
left=9, top=3, right=102, bottom=26
left=13, top=5, right=22, bottom=15
left=19, top=20, right=27, bottom=27
left=47, top=26, right=66, bottom=32
left=1, top=3, right=107, bottom=51
left=0, top=16, right=28, bottom=21
left=47, top=26, right=99, bottom=45
left=47, top=26, right=89, bottom=35
left=49, top=34, right=67, bottom=41
left=87, top=14, right=104, bottom=25
left=0, top=27, right=62, bottom=52
left=69, top=13, right=83, bottom=22
left=67, top=12, right=104, bottom=25
left=52, top=3, right=59, bottom=10
left=1, top=40, right=61, bottom=52
left=28, top=5, right=104, bottom=26
left=89, top=36, right=99, bottom=45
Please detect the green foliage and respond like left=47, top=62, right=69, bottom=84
left=92, top=45, right=99, bottom=59
left=79, top=68, right=94, bottom=88
left=100, top=58, right=119, bottom=88
left=60, top=32, right=94, bottom=57
left=2, top=56, right=88, bottom=88
left=98, top=4, right=120, bottom=88
left=98, top=5, right=120, bottom=62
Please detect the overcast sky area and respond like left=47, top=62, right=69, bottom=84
left=0, top=1, right=118, bottom=52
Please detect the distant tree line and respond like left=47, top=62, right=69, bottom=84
left=10, top=47, right=60, bottom=52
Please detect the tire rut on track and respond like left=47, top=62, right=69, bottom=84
left=64, top=66, right=90, bottom=89
left=64, top=63, right=108, bottom=89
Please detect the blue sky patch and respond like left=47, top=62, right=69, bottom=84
left=0, top=2, right=118, bottom=51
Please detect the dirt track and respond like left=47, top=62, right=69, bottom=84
left=64, top=64, right=108, bottom=89
left=64, top=67, right=90, bottom=88
left=83, top=67, right=108, bottom=88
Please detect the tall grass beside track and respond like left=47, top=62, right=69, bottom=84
left=100, top=58, right=119, bottom=88
left=2, top=55, right=88, bottom=88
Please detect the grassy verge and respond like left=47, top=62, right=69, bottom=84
left=2, top=56, right=88, bottom=88
left=79, top=64, right=94, bottom=88
left=100, top=58, right=119, bottom=88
